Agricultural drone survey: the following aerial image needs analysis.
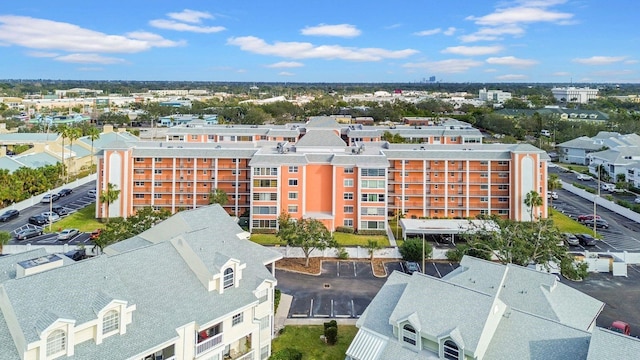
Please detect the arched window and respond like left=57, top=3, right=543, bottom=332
left=444, top=339, right=459, bottom=360
left=223, top=268, right=234, bottom=289
left=46, top=329, right=66, bottom=357
left=103, top=310, right=119, bottom=334
left=402, top=324, right=417, bottom=346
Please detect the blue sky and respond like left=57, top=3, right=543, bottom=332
left=0, top=0, right=638, bottom=83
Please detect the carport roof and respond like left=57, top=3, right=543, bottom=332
left=400, top=219, right=499, bottom=236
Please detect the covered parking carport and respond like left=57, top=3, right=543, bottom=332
left=399, top=218, right=499, bottom=244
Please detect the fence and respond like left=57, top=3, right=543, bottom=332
left=561, top=181, right=640, bottom=223
left=3, top=174, right=97, bottom=212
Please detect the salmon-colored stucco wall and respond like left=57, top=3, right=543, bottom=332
left=304, top=164, right=333, bottom=213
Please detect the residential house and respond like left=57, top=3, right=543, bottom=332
left=345, top=256, right=628, bottom=360
left=0, top=204, right=282, bottom=360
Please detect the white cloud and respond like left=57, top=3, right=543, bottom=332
left=591, top=69, right=634, bottom=77
left=552, top=71, right=570, bottom=76
left=227, top=36, right=418, bottom=61
left=266, top=61, right=304, bottom=68
left=167, top=9, right=213, bottom=23
left=442, top=45, right=503, bottom=56
left=486, top=56, right=538, bottom=67
left=625, top=60, right=639, bottom=64
left=495, top=74, right=528, bottom=80
left=403, top=59, right=483, bottom=73
left=278, top=71, right=295, bottom=76
left=572, top=56, right=626, bottom=65
left=0, top=15, right=182, bottom=53
left=385, top=23, right=402, bottom=29
left=26, top=51, right=59, bottom=58
left=414, top=28, right=441, bottom=36
left=127, top=31, right=187, bottom=47
left=301, top=24, right=361, bottom=38
left=54, top=53, right=126, bottom=64
left=443, top=27, right=457, bottom=36
left=467, top=6, right=573, bottom=26
left=459, top=25, right=524, bottom=42
left=484, top=68, right=498, bottom=72
left=149, top=19, right=225, bottom=33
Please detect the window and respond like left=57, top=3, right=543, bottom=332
left=498, top=161, right=509, bottom=166
left=232, top=313, right=243, bottom=326
left=288, top=192, right=298, bottom=200
left=480, top=185, right=488, bottom=190
left=46, top=330, right=66, bottom=356
left=223, top=268, right=234, bottom=289
left=344, top=167, right=354, bottom=174
left=344, top=219, right=353, bottom=227
left=154, top=157, right=162, bottom=162
left=480, top=197, right=488, bottom=202
left=344, top=179, right=354, bottom=187
left=253, top=167, right=278, bottom=176
left=135, top=157, right=144, bottom=162
left=256, top=289, right=268, bottom=303
left=135, top=194, right=144, bottom=199
left=102, top=310, right=119, bottom=334
left=498, top=173, right=508, bottom=178
left=443, top=340, right=459, bottom=360
left=499, top=197, right=508, bottom=202
left=498, top=185, right=508, bottom=190
left=191, top=135, right=198, bottom=140
left=361, top=168, right=385, bottom=177
left=253, top=220, right=277, bottom=228
left=361, top=180, right=385, bottom=188
left=261, top=345, right=270, bottom=360
left=343, top=193, right=354, bottom=200
left=253, top=193, right=277, bottom=201
left=154, top=194, right=162, bottom=199
left=288, top=179, right=298, bottom=186
left=480, top=161, right=488, bottom=165
left=134, top=169, right=144, bottom=174
left=288, top=205, right=298, bottom=213
left=154, top=181, right=162, bottom=187
left=288, top=166, right=298, bottom=173
left=498, top=209, right=509, bottom=215
left=253, top=206, right=277, bottom=214
left=450, top=136, right=458, bottom=141
left=135, top=181, right=144, bottom=187
left=480, top=172, right=488, bottom=178
left=361, top=194, right=385, bottom=202
left=344, top=206, right=354, bottom=213
left=253, top=179, right=277, bottom=187
left=154, top=169, right=162, bottom=174
left=402, top=324, right=417, bottom=346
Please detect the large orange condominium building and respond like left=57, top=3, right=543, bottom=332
left=97, top=116, right=549, bottom=232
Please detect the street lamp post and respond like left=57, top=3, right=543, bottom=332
left=48, top=190, right=53, bottom=232
left=593, top=166, right=600, bottom=236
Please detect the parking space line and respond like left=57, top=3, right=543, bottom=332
left=337, top=263, right=340, bottom=277
left=433, top=263, right=442, bottom=278
left=629, top=265, right=640, bottom=274
left=353, top=261, right=357, bottom=277
left=309, top=299, right=313, bottom=317
left=330, top=299, right=334, bottom=317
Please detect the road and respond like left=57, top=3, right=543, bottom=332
left=0, top=182, right=96, bottom=247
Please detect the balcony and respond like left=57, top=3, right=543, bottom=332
left=195, top=332, right=223, bottom=356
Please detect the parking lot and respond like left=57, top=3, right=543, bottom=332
left=276, top=260, right=459, bottom=319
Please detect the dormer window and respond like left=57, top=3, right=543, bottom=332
left=443, top=339, right=459, bottom=359
left=223, top=268, right=234, bottom=289
left=46, top=329, right=66, bottom=357
left=402, top=324, right=417, bottom=346
left=102, top=310, right=119, bottom=334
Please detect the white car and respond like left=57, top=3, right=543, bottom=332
left=547, top=191, right=559, bottom=200
left=577, top=174, right=592, bottom=181
left=40, top=211, right=60, bottom=223
left=57, top=228, right=79, bottom=241
left=634, top=197, right=640, bottom=204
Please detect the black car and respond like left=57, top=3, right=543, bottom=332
left=28, top=215, right=48, bottom=226
left=57, top=188, right=73, bottom=197
left=576, top=233, right=597, bottom=246
left=404, top=261, right=421, bottom=275
left=51, top=205, right=69, bottom=216
left=15, top=228, right=43, bottom=240
left=0, top=209, right=19, bottom=222
left=64, top=249, right=86, bottom=261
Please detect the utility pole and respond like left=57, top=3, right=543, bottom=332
left=593, top=166, right=600, bottom=236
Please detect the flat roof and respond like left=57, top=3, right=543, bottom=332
left=400, top=219, right=499, bottom=236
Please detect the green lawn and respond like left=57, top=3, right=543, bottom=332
left=249, top=233, right=389, bottom=247
left=549, top=209, right=599, bottom=237
left=271, top=325, right=357, bottom=360
left=45, top=204, right=104, bottom=233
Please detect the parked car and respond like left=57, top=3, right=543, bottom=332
left=547, top=191, right=558, bottom=200
left=41, top=193, right=60, bottom=203
left=64, top=249, right=86, bottom=261
left=51, top=205, right=69, bottom=216
left=0, top=209, right=19, bottom=222
left=404, top=261, right=421, bottom=275
left=90, top=228, right=102, bottom=240
left=15, top=228, right=43, bottom=240
left=87, top=189, right=97, bottom=197
left=577, top=174, right=592, bottom=181
left=577, top=214, right=601, bottom=222
left=634, top=197, right=640, bottom=204
left=576, top=233, right=597, bottom=246
left=28, top=214, right=48, bottom=226
left=583, top=218, right=610, bottom=229
left=563, top=233, right=580, bottom=246
left=57, top=228, right=79, bottom=241
left=40, top=211, right=60, bottom=223
left=610, top=321, right=631, bottom=336
left=57, top=188, right=73, bottom=197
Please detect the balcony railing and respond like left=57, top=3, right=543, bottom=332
left=195, top=333, right=223, bottom=356
left=234, top=349, right=255, bottom=360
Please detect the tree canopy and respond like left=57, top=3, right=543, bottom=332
left=276, top=212, right=336, bottom=267
left=93, top=207, right=171, bottom=253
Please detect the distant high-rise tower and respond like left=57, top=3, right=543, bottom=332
left=429, top=76, right=436, bottom=83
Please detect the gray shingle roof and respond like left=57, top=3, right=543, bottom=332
left=587, top=327, right=640, bottom=359
left=295, top=130, right=346, bottom=147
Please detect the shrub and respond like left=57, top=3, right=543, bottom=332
left=269, top=348, right=302, bottom=360
left=335, top=246, right=349, bottom=259
left=325, top=326, right=338, bottom=345
left=357, top=230, right=386, bottom=236
left=324, top=320, right=337, bottom=332
left=274, top=289, right=281, bottom=313
left=335, top=226, right=355, bottom=234
left=399, top=238, right=432, bottom=262
left=252, top=228, right=277, bottom=234
left=560, top=257, right=589, bottom=281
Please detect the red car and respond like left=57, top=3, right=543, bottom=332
left=611, top=321, right=630, bottom=335
left=577, top=214, right=601, bottom=222
left=90, top=229, right=102, bottom=239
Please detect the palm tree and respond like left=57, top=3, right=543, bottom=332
left=366, top=239, right=382, bottom=262
left=57, top=124, right=69, bottom=180
left=99, top=183, right=121, bottom=223
left=87, top=127, right=101, bottom=173
left=67, top=127, right=82, bottom=180
left=524, top=190, right=543, bottom=222
left=547, top=174, right=562, bottom=210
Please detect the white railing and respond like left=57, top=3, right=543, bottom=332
left=235, top=350, right=255, bottom=360
left=195, top=333, right=223, bottom=356
left=165, top=356, right=176, bottom=360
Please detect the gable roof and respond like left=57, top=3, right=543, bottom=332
left=295, top=130, right=346, bottom=147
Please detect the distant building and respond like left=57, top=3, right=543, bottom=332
left=552, top=87, right=598, bottom=104
left=478, top=88, right=512, bottom=103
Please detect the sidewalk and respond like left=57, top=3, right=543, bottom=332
left=274, top=293, right=292, bottom=333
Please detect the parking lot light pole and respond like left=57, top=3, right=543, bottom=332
left=593, top=168, right=600, bottom=236
left=422, top=233, right=425, bottom=274
left=49, top=190, right=53, bottom=232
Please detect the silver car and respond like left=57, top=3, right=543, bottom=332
left=57, top=228, right=80, bottom=241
